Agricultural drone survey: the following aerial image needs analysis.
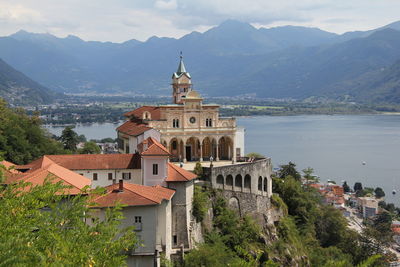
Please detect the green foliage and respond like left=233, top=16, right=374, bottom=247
left=354, top=182, right=363, bottom=192
left=78, top=141, right=101, bottom=154
left=245, top=152, right=264, bottom=158
left=374, top=187, right=385, bottom=198
left=0, top=180, right=138, bottom=266
left=303, top=167, right=318, bottom=182
left=279, top=162, right=301, bottom=181
left=60, top=126, right=79, bottom=152
left=0, top=99, right=66, bottom=164
left=271, top=194, right=288, bottom=215
left=343, top=181, right=351, bottom=193
left=193, top=162, right=203, bottom=177
left=192, top=185, right=209, bottom=222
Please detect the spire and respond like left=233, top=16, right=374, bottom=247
left=176, top=51, right=187, bottom=75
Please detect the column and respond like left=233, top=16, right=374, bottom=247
left=216, top=139, right=219, bottom=161
left=200, top=143, right=203, bottom=162
left=183, top=143, right=187, bottom=163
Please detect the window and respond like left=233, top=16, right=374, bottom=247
left=135, top=216, right=142, bottom=223
left=189, top=117, right=196, bottom=124
left=173, top=235, right=178, bottom=245
left=93, top=173, right=98, bottom=181
left=206, top=118, right=212, bottom=127
left=172, top=140, right=177, bottom=150
left=122, top=173, right=131, bottom=180
left=152, top=164, right=158, bottom=175
left=108, top=173, right=113, bottom=180
left=125, top=145, right=130, bottom=153
left=173, top=119, right=180, bottom=128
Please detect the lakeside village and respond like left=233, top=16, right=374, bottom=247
left=2, top=57, right=400, bottom=266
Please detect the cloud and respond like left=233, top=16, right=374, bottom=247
left=154, top=0, right=177, bottom=10
left=0, top=0, right=399, bottom=41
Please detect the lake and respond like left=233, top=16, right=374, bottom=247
left=45, top=114, right=400, bottom=205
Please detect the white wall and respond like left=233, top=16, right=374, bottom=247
left=235, top=127, right=245, bottom=157
left=74, top=169, right=142, bottom=187
left=142, top=156, right=168, bottom=186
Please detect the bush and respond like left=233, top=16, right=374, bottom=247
left=192, top=186, right=209, bottom=222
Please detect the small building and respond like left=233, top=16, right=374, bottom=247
left=358, top=197, right=379, bottom=218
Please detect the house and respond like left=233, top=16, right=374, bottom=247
left=91, top=180, right=175, bottom=266
left=358, top=197, right=379, bottom=218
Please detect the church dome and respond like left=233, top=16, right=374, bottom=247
left=186, top=90, right=201, bottom=99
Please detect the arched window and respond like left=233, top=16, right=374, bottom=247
left=263, top=177, right=268, bottom=192
left=226, top=175, right=233, bottom=189
left=216, top=175, right=224, bottom=185
left=258, top=176, right=263, bottom=191
left=206, top=118, right=213, bottom=127
left=172, top=119, right=180, bottom=128
left=143, top=111, right=151, bottom=120
left=235, top=174, right=242, bottom=190
left=244, top=175, right=251, bottom=191
left=172, top=140, right=177, bottom=150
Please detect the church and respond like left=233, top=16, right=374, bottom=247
left=117, top=56, right=245, bottom=162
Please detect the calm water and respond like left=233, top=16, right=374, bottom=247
left=46, top=115, right=400, bottom=205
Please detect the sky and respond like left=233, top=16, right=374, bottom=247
left=1, top=0, right=400, bottom=42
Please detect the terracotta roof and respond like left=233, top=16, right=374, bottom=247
left=18, top=154, right=141, bottom=171
left=141, top=137, right=170, bottom=156
left=332, top=186, right=344, bottom=197
left=123, top=106, right=161, bottom=120
left=116, top=120, right=153, bottom=137
left=1, top=160, right=20, bottom=174
left=5, top=159, right=91, bottom=195
left=93, top=182, right=175, bottom=207
left=166, top=162, right=197, bottom=182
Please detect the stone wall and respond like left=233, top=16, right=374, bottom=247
left=202, top=158, right=273, bottom=217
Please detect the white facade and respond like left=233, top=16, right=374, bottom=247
left=235, top=127, right=245, bottom=157
left=119, top=129, right=161, bottom=154
left=75, top=169, right=142, bottom=188
left=141, top=156, right=168, bottom=186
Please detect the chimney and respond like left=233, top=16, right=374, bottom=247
left=119, top=179, right=123, bottom=192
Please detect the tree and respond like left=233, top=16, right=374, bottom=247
left=354, top=182, right=363, bottom=192
left=0, top=99, right=65, bottom=164
left=302, top=167, right=318, bottom=183
left=0, top=180, right=138, bottom=265
left=342, top=181, right=350, bottom=193
left=374, top=187, right=385, bottom=198
left=193, top=162, right=203, bottom=177
left=279, top=162, right=301, bottom=181
left=79, top=141, right=101, bottom=154
left=60, top=126, right=79, bottom=152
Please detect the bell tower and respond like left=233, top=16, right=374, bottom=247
left=172, top=53, right=192, bottom=104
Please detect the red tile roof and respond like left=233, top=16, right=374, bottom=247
left=93, top=182, right=175, bottom=207
left=5, top=158, right=91, bottom=195
left=116, top=120, right=152, bottom=137
left=18, top=154, right=141, bottom=171
left=141, top=137, right=170, bottom=156
left=123, top=106, right=161, bottom=120
left=166, top=162, right=197, bottom=182
left=0, top=160, right=20, bottom=174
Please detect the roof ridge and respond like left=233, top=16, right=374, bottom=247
left=123, top=183, right=161, bottom=204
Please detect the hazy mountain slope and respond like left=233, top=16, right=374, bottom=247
left=0, top=58, right=55, bottom=105
left=1, top=20, right=400, bottom=103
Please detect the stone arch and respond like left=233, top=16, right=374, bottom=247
left=263, top=177, right=268, bottom=192
left=235, top=174, right=242, bottom=191
left=216, top=175, right=224, bottom=188
left=202, top=137, right=212, bottom=160
left=169, top=138, right=181, bottom=161
left=226, top=175, right=233, bottom=190
left=186, top=137, right=201, bottom=161
left=218, top=136, right=233, bottom=160
left=244, top=174, right=251, bottom=192
left=228, top=197, right=240, bottom=215
left=258, top=176, right=263, bottom=191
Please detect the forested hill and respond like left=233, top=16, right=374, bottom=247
left=1, top=20, right=400, bottom=104
left=0, top=58, right=55, bottom=105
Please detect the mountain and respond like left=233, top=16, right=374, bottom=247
left=0, top=58, right=55, bottom=105
left=1, top=20, right=400, bottom=103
